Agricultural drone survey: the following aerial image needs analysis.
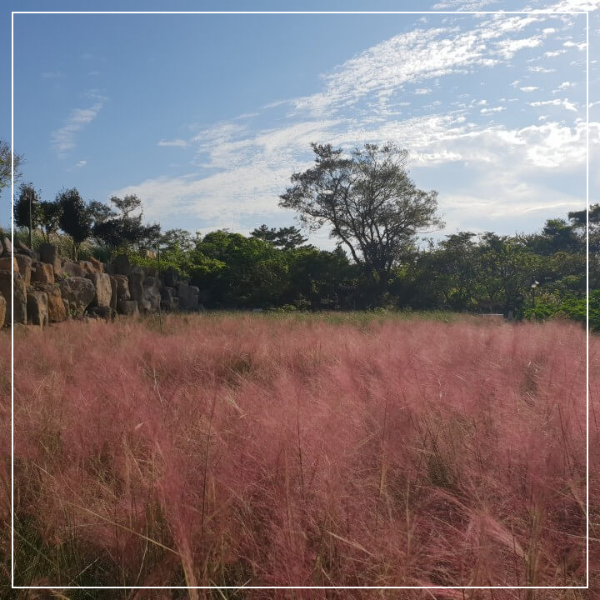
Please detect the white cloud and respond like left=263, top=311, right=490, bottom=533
left=544, top=49, right=567, bottom=57
left=520, top=86, right=539, bottom=92
left=51, top=101, right=104, bottom=156
left=111, top=11, right=593, bottom=238
left=563, top=41, right=587, bottom=50
left=481, top=106, right=506, bottom=114
left=528, top=65, right=556, bottom=73
left=529, top=98, right=578, bottom=112
left=158, top=139, right=188, bottom=148
left=75, top=160, right=87, bottom=168
left=558, top=81, right=574, bottom=89
left=415, top=88, right=432, bottom=95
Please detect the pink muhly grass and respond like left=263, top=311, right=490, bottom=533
left=1, top=314, right=595, bottom=595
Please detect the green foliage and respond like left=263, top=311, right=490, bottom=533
left=279, top=142, right=442, bottom=302
left=14, top=183, right=42, bottom=244
left=524, top=290, right=600, bottom=331
left=57, top=188, right=93, bottom=259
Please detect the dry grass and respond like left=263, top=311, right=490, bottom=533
left=0, top=313, right=597, bottom=598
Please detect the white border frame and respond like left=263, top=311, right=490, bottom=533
left=10, top=8, right=590, bottom=592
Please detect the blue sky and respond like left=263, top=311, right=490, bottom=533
left=2, top=0, right=599, bottom=248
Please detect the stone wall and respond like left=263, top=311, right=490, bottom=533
left=0, top=238, right=203, bottom=328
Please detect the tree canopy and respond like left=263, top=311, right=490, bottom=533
left=279, top=143, right=442, bottom=300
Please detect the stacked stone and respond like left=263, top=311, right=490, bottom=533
left=0, top=243, right=204, bottom=329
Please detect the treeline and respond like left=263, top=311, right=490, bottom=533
left=5, top=141, right=597, bottom=328
left=7, top=180, right=597, bottom=325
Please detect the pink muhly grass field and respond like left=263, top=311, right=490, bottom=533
left=1, top=314, right=597, bottom=596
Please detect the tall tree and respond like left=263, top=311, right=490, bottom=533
left=57, top=188, right=92, bottom=260
left=14, top=183, right=41, bottom=247
left=279, top=143, right=442, bottom=301
left=93, top=194, right=160, bottom=252
left=39, top=200, right=62, bottom=242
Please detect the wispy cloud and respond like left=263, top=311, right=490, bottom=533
left=75, top=160, right=87, bottom=168
left=112, top=10, right=592, bottom=240
left=158, top=139, right=188, bottom=148
left=51, top=97, right=105, bottom=157
left=481, top=106, right=506, bottom=113
left=529, top=98, right=578, bottom=111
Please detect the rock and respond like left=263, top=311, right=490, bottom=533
left=0, top=270, right=27, bottom=325
left=61, top=259, right=86, bottom=278
left=128, top=271, right=144, bottom=302
left=111, top=275, right=130, bottom=302
left=0, top=293, right=5, bottom=327
left=16, top=240, right=37, bottom=259
left=33, top=283, right=67, bottom=323
left=138, top=299, right=152, bottom=314
left=87, top=305, right=113, bottom=321
left=14, top=255, right=32, bottom=287
left=0, top=257, right=18, bottom=272
left=88, top=272, right=112, bottom=307
left=177, top=282, right=199, bottom=311
left=27, top=290, right=49, bottom=327
left=103, top=262, right=115, bottom=275
left=59, top=276, right=95, bottom=318
left=113, top=254, right=130, bottom=276
left=89, top=257, right=104, bottom=272
left=109, top=276, right=118, bottom=311
left=31, top=261, right=54, bottom=285
left=143, top=276, right=162, bottom=311
left=79, top=261, right=97, bottom=275
left=163, top=267, right=179, bottom=288
left=39, top=243, right=61, bottom=274
left=117, top=300, right=139, bottom=316
left=2, top=237, right=13, bottom=256
left=160, top=286, right=176, bottom=311
left=0, top=239, right=3, bottom=256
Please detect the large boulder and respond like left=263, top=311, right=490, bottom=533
left=61, top=259, right=86, bottom=278
left=160, top=286, right=176, bottom=311
left=14, top=255, right=32, bottom=287
left=59, top=277, right=95, bottom=318
left=111, top=275, right=130, bottom=302
left=138, top=299, right=152, bottom=314
left=79, top=261, right=97, bottom=276
left=31, top=261, right=54, bottom=285
left=113, top=254, right=130, bottom=276
left=27, top=290, right=49, bottom=327
left=39, top=243, right=61, bottom=275
left=177, top=282, right=199, bottom=311
left=87, top=272, right=112, bottom=307
left=117, top=300, right=139, bottom=316
left=89, top=257, right=104, bottom=273
left=143, top=276, right=162, bottom=311
left=109, top=276, right=118, bottom=311
left=0, top=257, right=18, bottom=272
left=128, top=271, right=144, bottom=302
left=2, top=237, right=13, bottom=256
left=0, top=293, right=5, bottom=327
left=16, top=240, right=37, bottom=259
left=33, top=283, right=67, bottom=323
left=0, top=271, right=27, bottom=325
